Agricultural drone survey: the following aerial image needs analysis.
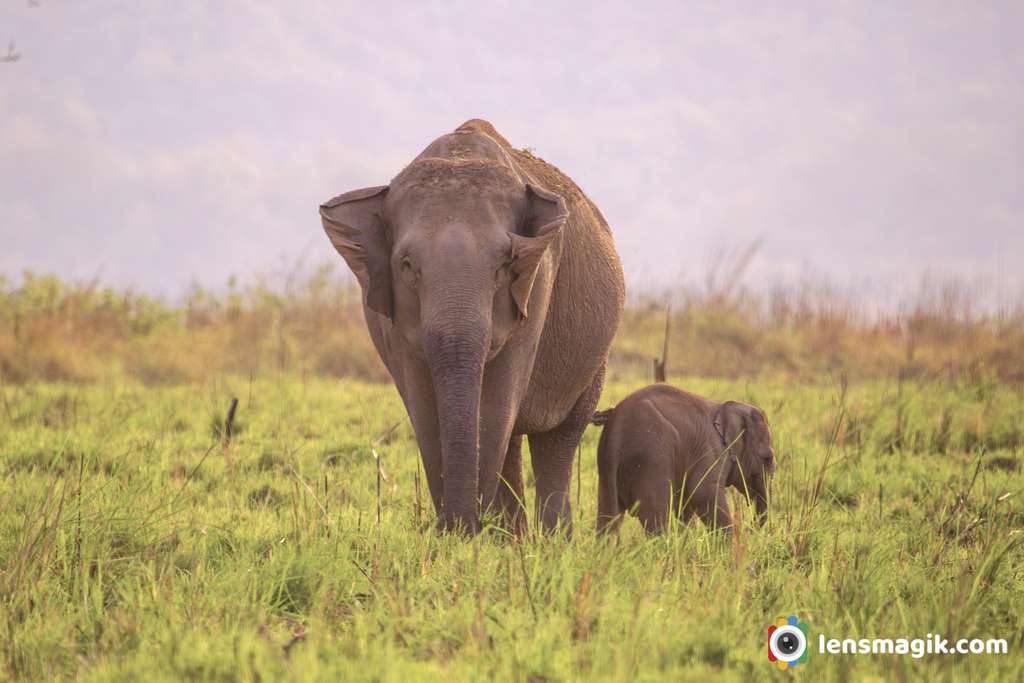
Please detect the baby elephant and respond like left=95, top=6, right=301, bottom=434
left=592, top=384, right=776, bottom=535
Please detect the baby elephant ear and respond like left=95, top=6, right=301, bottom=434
left=320, top=185, right=393, bottom=319
left=713, top=401, right=746, bottom=451
left=508, top=184, right=568, bottom=319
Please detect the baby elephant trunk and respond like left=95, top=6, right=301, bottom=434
left=753, top=473, right=769, bottom=524
left=728, top=459, right=770, bottom=525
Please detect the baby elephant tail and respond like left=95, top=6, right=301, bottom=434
left=590, top=408, right=614, bottom=426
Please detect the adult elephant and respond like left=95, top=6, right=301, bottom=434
left=320, top=119, right=624, bottom=534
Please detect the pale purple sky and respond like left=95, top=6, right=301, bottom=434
left=2, top=1, right=1022, bottom=301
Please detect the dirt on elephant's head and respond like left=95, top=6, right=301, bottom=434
left=455, top=118, right=587, bottom=207
left=392, top=155, right=521, bottom=194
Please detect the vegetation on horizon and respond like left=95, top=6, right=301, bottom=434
left=1, top=264, right=1022, bottom=387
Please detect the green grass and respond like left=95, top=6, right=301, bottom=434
left=1, top=375, right=1022, bottom=681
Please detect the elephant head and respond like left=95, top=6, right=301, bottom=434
left=320, top=158, right=567, bottom=532
left=713, top=401, right=776, bottom=523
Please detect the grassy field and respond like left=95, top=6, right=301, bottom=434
left=2, top=373, right=1022, bottom=681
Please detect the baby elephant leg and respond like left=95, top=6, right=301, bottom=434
left=694, top=487, right=734, bottom=533
left=633, top=457, right=674, bottom=535
left=636, top=494, right=671, bottom=535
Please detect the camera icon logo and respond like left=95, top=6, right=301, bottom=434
left=768, top=615, right=809, bottom=669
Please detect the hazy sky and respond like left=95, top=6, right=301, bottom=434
left=2, top=1, right=1022, bottom=298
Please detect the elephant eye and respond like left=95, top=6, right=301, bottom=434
left=400, top=256, right=418, bottom=288
left=496, top=253, right=514, bottom=278
left=494, top=260, right=510, bottom=283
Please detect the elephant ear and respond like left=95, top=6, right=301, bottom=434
left=508, top=184, right=567, bottom=319
left=320, top=185, right=393, bottom=319
left=713, top=401, right=747, bottom=458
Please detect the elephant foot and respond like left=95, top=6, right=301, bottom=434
left=493, top=435, right=529, bottom=538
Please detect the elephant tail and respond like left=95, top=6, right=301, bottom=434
left=590, top=408, right=615, bottom=426
left=595, top=413, right=622, bottom=534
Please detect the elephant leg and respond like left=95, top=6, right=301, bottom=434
left=635, top=457, right=673, bottom=536
left=476, top=348, right=527, bottom=530
left=393, top=359, right=444, bottom=517
left=418, top=440, right=444, bottom=519
left=637, top=496, right=670, bottom=535
left=678, top=497, right=698, bottom=524
left=596, top=505, right=625, bottom=536
left=492, top=435, right=528, bottom=537
left=529, top=364, right=606, bottom=534
left=694, top=487, right=733, bottom=534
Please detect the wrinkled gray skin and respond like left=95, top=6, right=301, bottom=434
left=592, top=384, right=776, bottom=535
left=320, top=119, right=625, bottom=535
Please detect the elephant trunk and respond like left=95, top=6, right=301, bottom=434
left=422, top=310, right=489, bottom=534
left=753, top=473, right=770, bottom=524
